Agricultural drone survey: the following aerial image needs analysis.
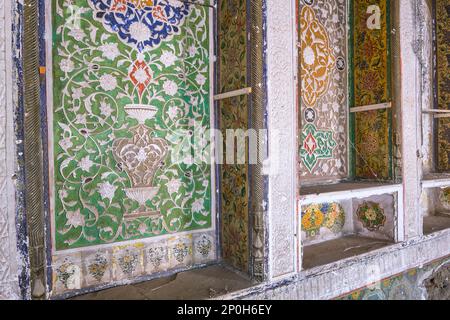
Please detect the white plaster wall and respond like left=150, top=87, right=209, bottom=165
left=265, top=0, right=298, bottom=279
left=0, top=0, right=19, bottom=300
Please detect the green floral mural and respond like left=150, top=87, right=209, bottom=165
left=51, top=0, right=213, bottom=250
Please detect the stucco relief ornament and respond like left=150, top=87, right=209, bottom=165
left=88, top=0, right=190, bottom=52
left=300, top=5, right=336, bottom=107
left=113, top=110, right=169, bottom=220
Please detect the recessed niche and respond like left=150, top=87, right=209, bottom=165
left=300, top=185, right=400, bottom=270
left=421, top=185, right=450, bottom=235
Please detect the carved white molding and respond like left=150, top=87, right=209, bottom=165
left=0, top=0, right=19, bottom=300
left=396, top=0, right=423, bottom=239
left=266, top=0, right=297, bottom=279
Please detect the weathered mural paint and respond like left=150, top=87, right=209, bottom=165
left=436, top=0, right=450, bottom=171
left=298, top=0, right=348, bottom=183
left=51, top=0, right=214, bottom=250
left=353, top=0, right=392, bottom=180
left=338, top=257, right=450, bottom=300
left=218, top=0, right=250, bottom=272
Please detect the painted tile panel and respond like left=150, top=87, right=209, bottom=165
left=218, top=0, right=249, bottom=272
left=353, top=0, right=391, bottom=180
left=436, top=0, right=450, bottom=171
left=301, top=201, right=351, bottom=246
left=298, top=0, right=348, bottom=183
left=51, top=0, right=213, bottom=250
left=51, top=230, right=216, bottom=295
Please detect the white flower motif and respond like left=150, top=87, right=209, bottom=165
left=303, top=46, right=316, bottom=66
left=183, top=155, right=194, bottom=165
left=99, top=74, right=117, bottom=91
left=202, top=180, right=209, bottom=188
left=195, top=74, right=206, bottom=86
left=72, top=87, right=84, bottom=100
left=99, top=43, right=120, bottom=61
left=59, top=137, right=73, bottom=151
left=59, top=189, right=69, bottom=200
left=188, top=45, right=197, bottom=57
left=98, top=182, right=117, bottom=201
left=60, top=59, right=74, bottom=73
left=167, top=178, right=182, bottom=194
left=68, top=28, right=86, bottom=41
left=163, top=80, right=178, bottom=96
left=190, top=96, right=199, bottom=106
left=99, top=101, right=113, bottom=117
left=167, top=105, right=178, bottom=119
left=79, top=156, right=94, bottom=172
left=136, top=148, right=147, bottom=162
left=66, top=209, right=85, bottom=228
left=75, top=114, right=87, bottom=125
left=168, top=0, right=183, bottom=7
left=134, top=67, right=149, bottom=84
left=129, top=22, right=151, bottom=43
left=138, top=223, right=147, bottom=234
left=160, top=50, right=177, bottom=67
left=192, top=198, right=204, bottom=213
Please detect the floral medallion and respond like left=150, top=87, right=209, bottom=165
left=195, top=234, right=212, bottom=258
left=302, top=202, right=346, bottom=238
left=300, top=5, right=336, bottom=107
left=302, top=204, right=325, bottom=237
left=323, top=203, right=345, bottom=234
left=356, top=201, right=386, bottom=231
left=439, top=187, right=450, bottom=210
left=117, top=250, right=139, bottom=275
left=87, top=254, right=109, bottom=282
left=147, top=246, right=168, bottom=268
left=172, top=242, right=189, bottom=263
left=89, top=0, right=190, bottom=52
left=300, top=124, right=337, bottom=172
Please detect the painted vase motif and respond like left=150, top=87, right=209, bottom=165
left=113, top=107, right=169, bottom=220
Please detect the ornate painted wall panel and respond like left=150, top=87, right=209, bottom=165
left=51, top=0, right=213, bottom=250
left=436, top=0, right=450, bottom=171
left=298, top=0, right=348, bottom=183
left=218, top=0, right=249, bottom=273
left=353, top=0, right=392, bottom=180
left=49, top=0, right=216, bottom=293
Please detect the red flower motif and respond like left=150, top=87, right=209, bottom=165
left=129, top=60, right=153, bottom=97
left=303, top=132, right=317, bottom=156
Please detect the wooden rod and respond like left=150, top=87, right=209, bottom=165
left=350, top=102, right=391, bottom=113
left=214, top=87, right=252, bottom=101
left=434, top=113, right=450, bottom=119
left=422, top=109, right=450, bottom=114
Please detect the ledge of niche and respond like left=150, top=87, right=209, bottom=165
left=422, top=173, right=450, bottom=189
left=299, top=181, right=402, bottom=204
left=71, top=264, right=254, bottom=300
